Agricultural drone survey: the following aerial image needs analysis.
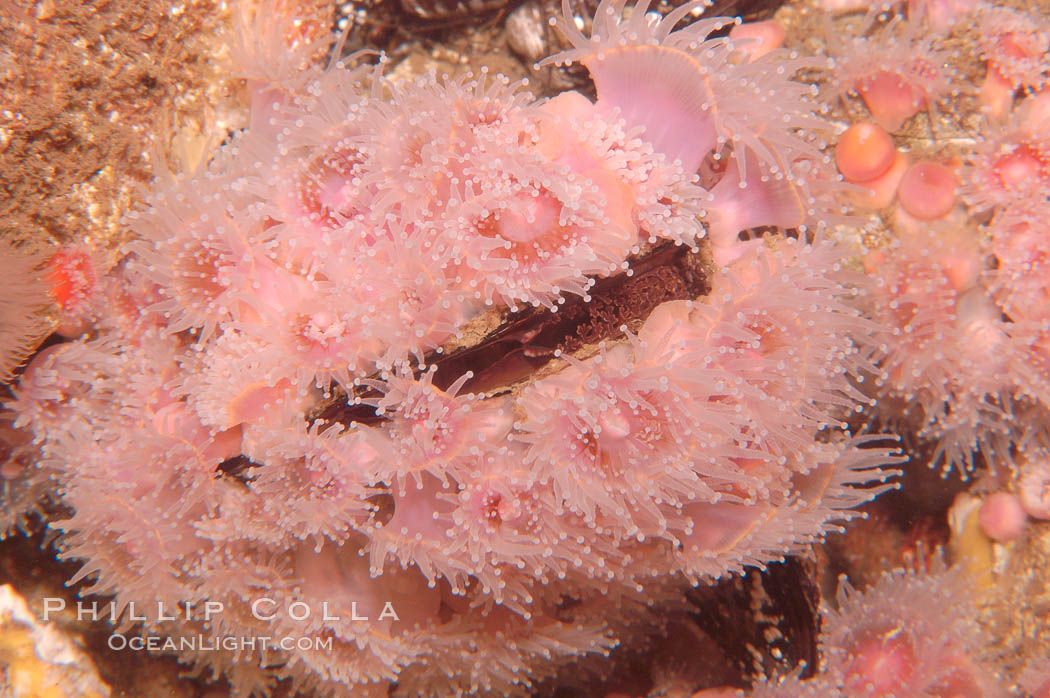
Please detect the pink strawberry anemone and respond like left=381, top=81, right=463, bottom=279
left=749, top=555, right=1009, bottom=697
left=961, top=107, right=1050, bottom=215
left=827, top=13, right=956, bottom=132
left=977, top=6, right=1050, bottom=118
left=543, top=0, right=825, bottom=174
left=817, top=559, right=1004, bottom=698
left=448, top=159, right=637, bottom=309
left=126, top=171, right=261, bottom=342
left=541, top=0, right=839, bottom=266
left=283, top=125, right=368, bottom=235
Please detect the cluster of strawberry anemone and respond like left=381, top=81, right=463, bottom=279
left=3, top=1, right=902, bottom=696
left=878, top=99, right=1050, bottom=474
left=127, top=60, right=708, bottom=400
left=820, top=2, right=1050, bottom=475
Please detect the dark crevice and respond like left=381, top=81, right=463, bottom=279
left=215, top=455, right=262, bottom=484
left=687, top=556, right=821, bottom=684
left=311, top=240, right=710, bottom=429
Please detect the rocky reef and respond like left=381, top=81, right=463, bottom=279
left=1, top=0, right=1049, bottom=695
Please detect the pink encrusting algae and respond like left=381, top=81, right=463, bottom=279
left=5, top=0, right=1050, bottom=695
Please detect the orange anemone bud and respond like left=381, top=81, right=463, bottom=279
left=850, top=152, right=909, bottom=209
left=45, top=245, right=96, bottom=313
left=857, top=70, right=928, bottom=131
left=836, top=122, right=896, bottom=183
left=898, top=161, right=957, bottom=220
